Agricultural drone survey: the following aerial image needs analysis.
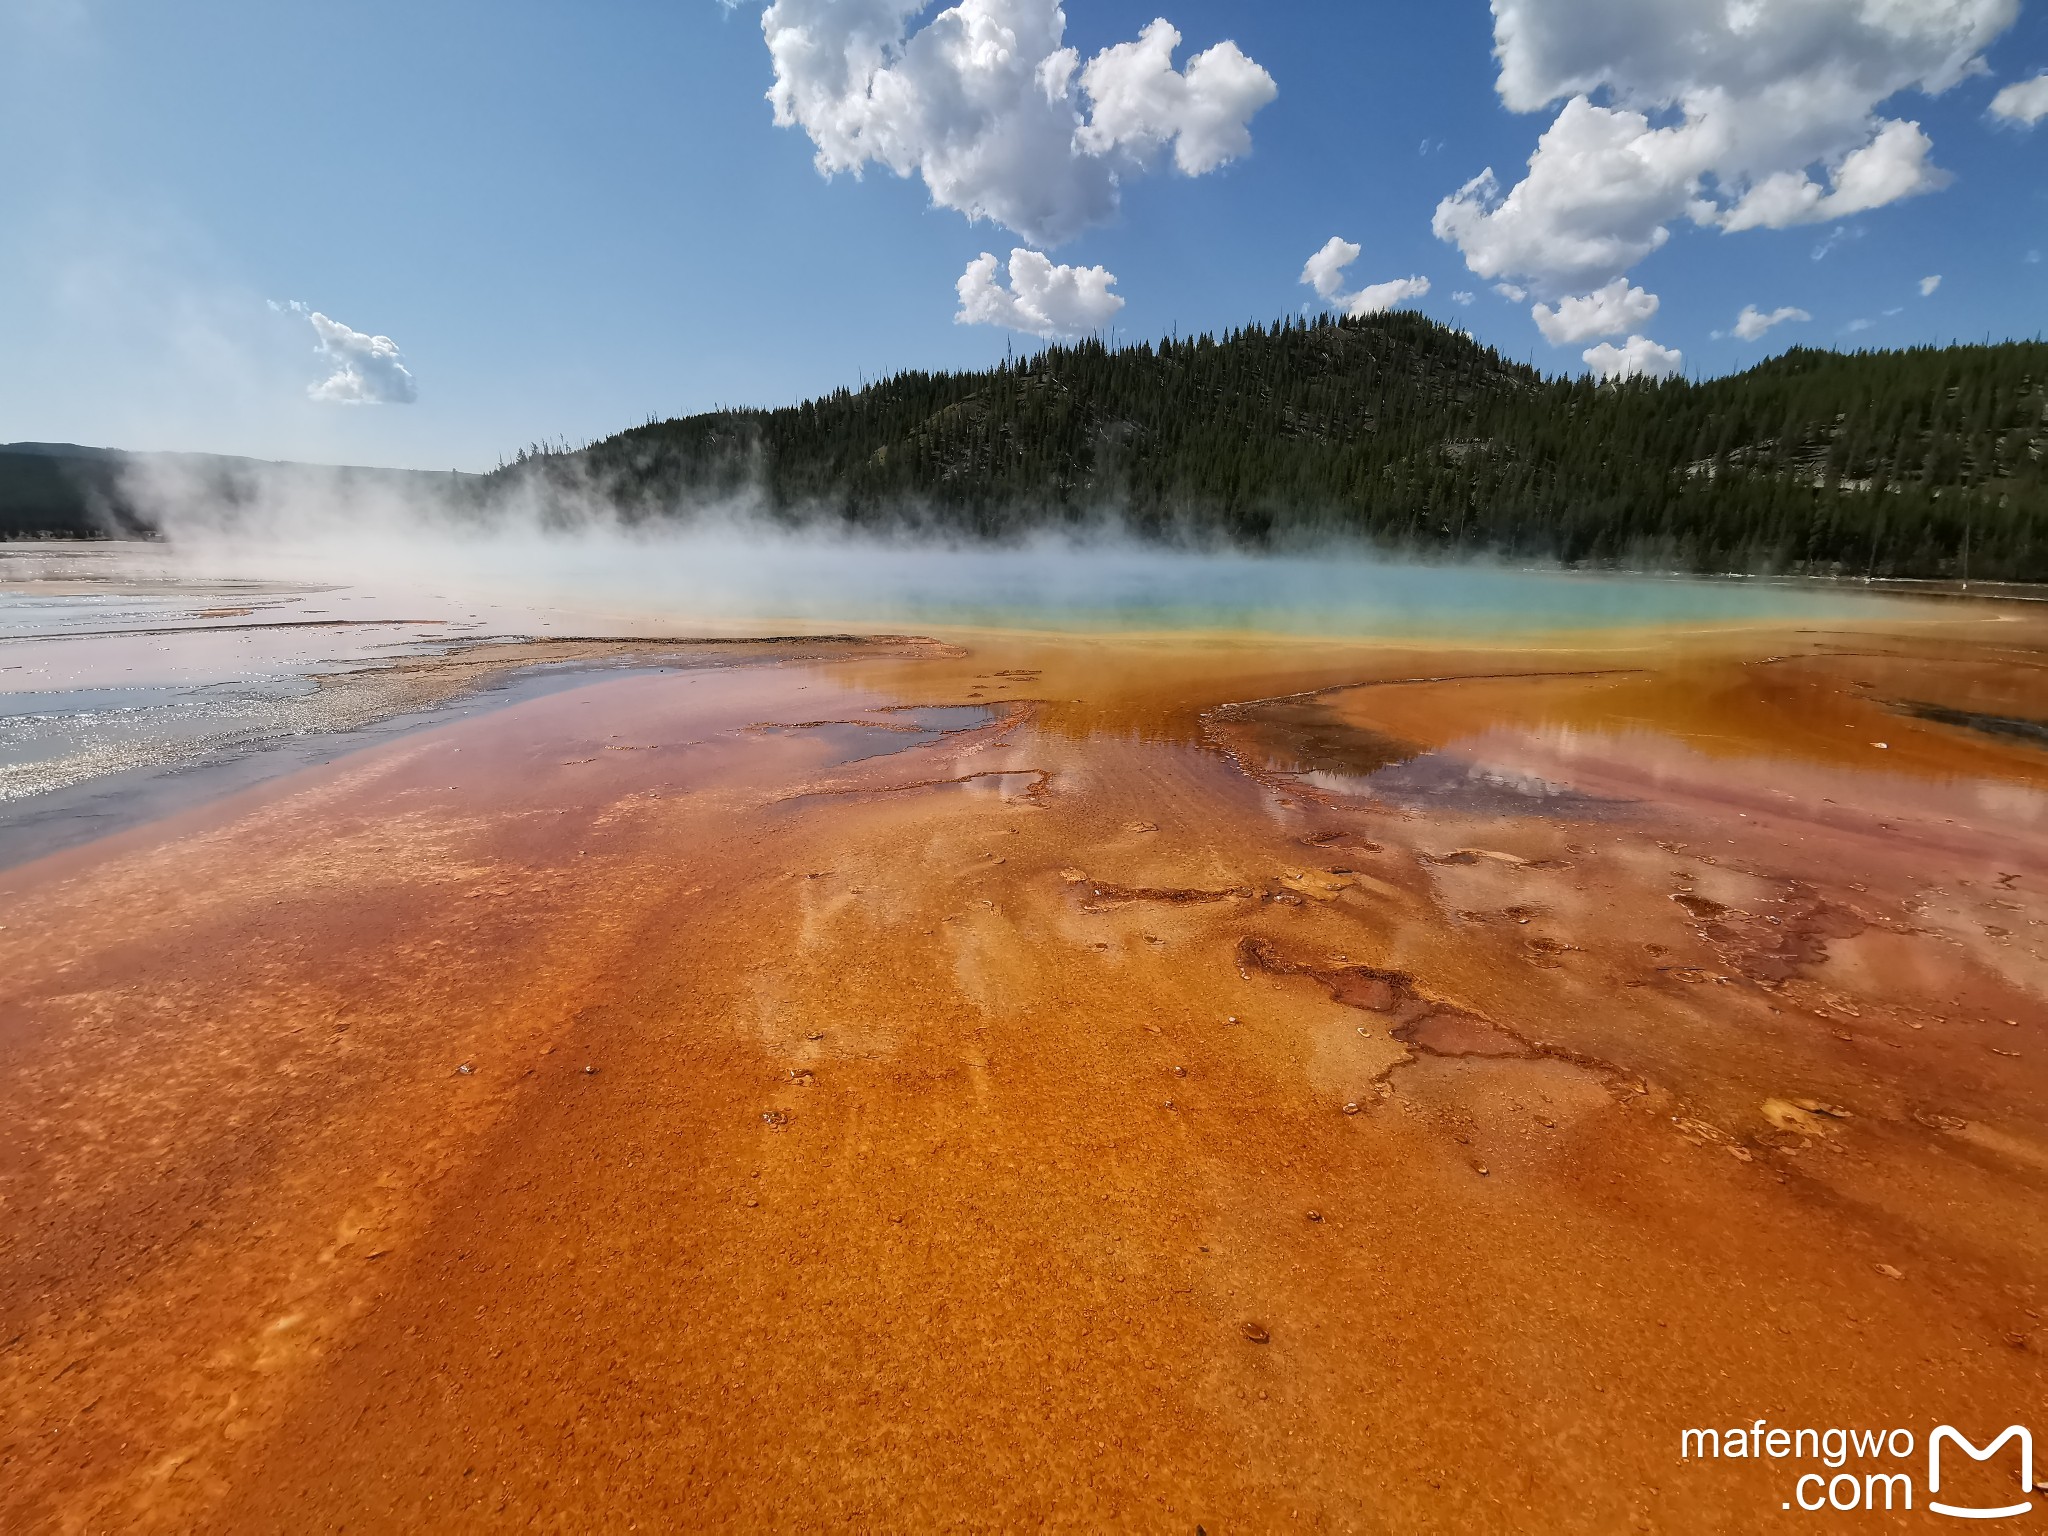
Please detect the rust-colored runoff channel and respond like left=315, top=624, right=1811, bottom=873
left=3, top=614, right=2046, bottom=1532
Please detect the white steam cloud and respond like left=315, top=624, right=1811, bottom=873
left=108, top=452, right=1833, bottom=646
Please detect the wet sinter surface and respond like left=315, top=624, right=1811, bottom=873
left=1, top=558, right=2046, bottom=1531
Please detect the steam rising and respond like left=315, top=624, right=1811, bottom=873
left=115, top=455, right=1893, bottom=639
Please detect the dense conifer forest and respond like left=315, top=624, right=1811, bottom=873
left=509, top=312, right=2048, bottom=580
left=8, top=314, right=2044, bottom=579
left=0, top=445, right=155, bottom=540
left=0, top=443, right=475, bottom=541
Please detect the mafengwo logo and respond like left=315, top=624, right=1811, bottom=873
left=1680, top=1420, right=2037, bottom=1517
left=1929, top=1427, right=2034, bottom=1522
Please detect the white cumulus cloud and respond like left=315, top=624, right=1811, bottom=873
left=1991, top=71, right=2048, bottom=125
left=1920, top=273, right=1942, bottom=295
left=1301, top=235, right=1362, bottom=301
left=759, top=0, right=1275, bottom=248
left=305, top=312, right=416, bottom=405
left=1434, top=0, right=2016, bottom=290
left=1531, top=277, right=1658, bottom=344
left=1299, top=237, right=1430, bottom=318
left=1075, top=20, right=1277, bottom=175
left=1719, top=119, right=1949, bottom=232
left=1732, top=304, right=1811, bottom=341
left=1583, top=334, right=1683, bottom=382
left=1344, top=275, right=1431, bottom=317
left=955, top=248, right=1123, bottom=337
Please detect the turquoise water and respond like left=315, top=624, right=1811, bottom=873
left=7, top=536, right=1913, bottom=643
left=771, top=549, right=1897, bottom=635
left=426, top=536, right=1911, bottom=638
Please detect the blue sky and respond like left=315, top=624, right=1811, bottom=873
left=1, top=0, right=2044, bottom=470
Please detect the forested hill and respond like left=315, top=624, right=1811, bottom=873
left=0, top=443, right=477, bottom=541
left=510, top=313, right=2048, bottom=580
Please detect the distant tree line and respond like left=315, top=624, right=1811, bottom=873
left=10, top=314, right=2041, bottom=580
left=0, top=447, right=154, bottom=539
left=505, top=312, right=2048, bottom=580
left=0, top=444, right=477, bottom=541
